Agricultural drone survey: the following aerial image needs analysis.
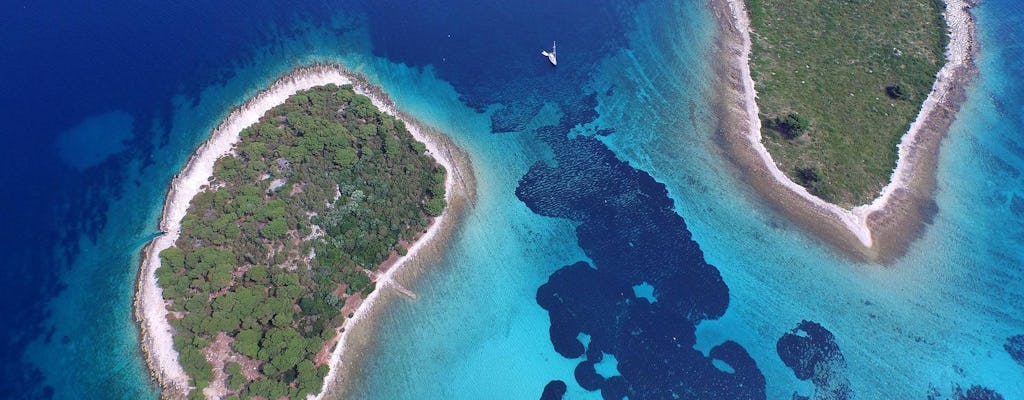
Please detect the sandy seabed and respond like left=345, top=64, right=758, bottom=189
left=710, top=0, right=979, bottom=262
left=133, top=64, right=474, bottom=399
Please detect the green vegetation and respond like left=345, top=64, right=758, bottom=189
left=746, top=0, right=947, bottom=205
left=764, top=112, right=809, bottom=139
left=157, top=84, right=445, bottom=399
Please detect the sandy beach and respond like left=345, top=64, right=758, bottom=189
left=134, top=64, right=473, bottom=399
left=710, top=0, right=979, bottom=262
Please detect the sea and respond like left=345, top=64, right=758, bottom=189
left=1, top=0, right=1022, bottom=399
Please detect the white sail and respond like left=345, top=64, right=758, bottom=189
left=541, top=41, right=557, bottom=66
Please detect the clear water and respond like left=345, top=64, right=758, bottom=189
left=1, top=0, right=1022, bottom=399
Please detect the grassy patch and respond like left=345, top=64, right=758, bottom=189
left=747, top=0, right=947, bottom=206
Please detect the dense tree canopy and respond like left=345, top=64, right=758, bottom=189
left=157, top=84, right=445, bottom=399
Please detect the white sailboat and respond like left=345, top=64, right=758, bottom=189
left=541, top=41, right=557, bottom=66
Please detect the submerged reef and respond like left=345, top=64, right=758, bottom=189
left=1004, top=334, right=1024, bottom=367
left=519, top=121, right=765, bottom=398
left=539, top=380, right=567, bottom=400
left=776, top=320, right=851, bottom=400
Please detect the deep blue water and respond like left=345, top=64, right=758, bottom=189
left=2, top=0, right=1023, bottom=399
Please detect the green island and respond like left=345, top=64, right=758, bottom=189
left=747, top=0, right=947, bottom=205
left=156, top=84, right=446, bottom=399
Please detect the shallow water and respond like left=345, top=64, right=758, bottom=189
left=2, top=0, right=1022, bottom=399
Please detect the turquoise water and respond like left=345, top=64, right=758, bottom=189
left=599, top=2, right=1024, bottom=399
left=350, top=1, right=1024, bottom=399
left=337, top=66, right=601, bottom=399
left=5, top=0, right=1022, bottom=398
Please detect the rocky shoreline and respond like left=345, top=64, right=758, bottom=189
left=133, top=64, right=474, bottom=399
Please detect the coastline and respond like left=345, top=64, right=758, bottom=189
left=312, top=74, right=475, bottom=400
left=709, top=0, right=979, bottom=262
left=133, top=64, right=474, bottom=399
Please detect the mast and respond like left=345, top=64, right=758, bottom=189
left=541, top=41, right=558, bottom=66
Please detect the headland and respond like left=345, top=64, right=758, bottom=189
left=709, top=0, right=979, bottom=262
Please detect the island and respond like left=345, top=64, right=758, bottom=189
left=712, top=0, right=978, bottom=261
left=747, top=0, right=947, bottom=205
left=134, top=65, right=471, bottom=399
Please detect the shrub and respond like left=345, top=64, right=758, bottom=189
left=425, top=197, right=446, bottom=217
left=260, top=218, right=289, bottom=239
left=765, top=113, right=809, bottom=139
left=886, top=84, right=912, bottom=100
left=233, top=329, right=262, bottom=359
left=795, top=166, right=834, bottom=201
left=226, top=362, right=247, bottom=391
left=796, top=167, right=820, bottom=184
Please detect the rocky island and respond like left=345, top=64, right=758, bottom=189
left=135, top=66, right=470, bottom=399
